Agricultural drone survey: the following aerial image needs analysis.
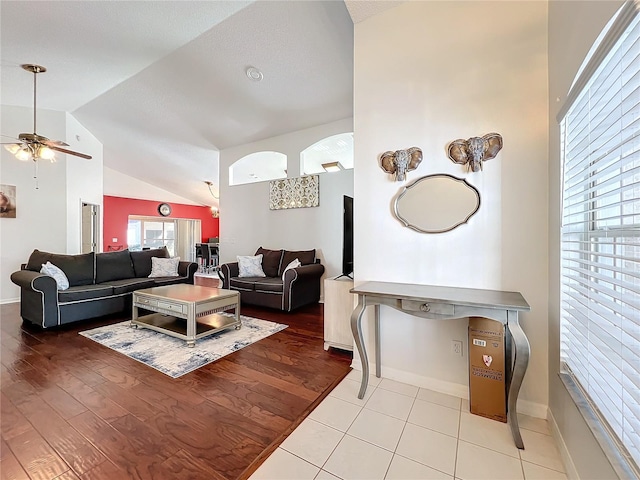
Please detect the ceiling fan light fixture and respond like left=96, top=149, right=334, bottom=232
left=15, top=147, right=32, bottom=162
left=38, top=145, right=55, bottom=161
left=1, top=63, right=92, bottom=185
left=4, top=144, right=20, bottom=155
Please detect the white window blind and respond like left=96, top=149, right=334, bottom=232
left=560, top=5, right=640, bottom=468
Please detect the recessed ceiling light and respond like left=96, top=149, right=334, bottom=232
left=246, top=67, right=263, bottom=82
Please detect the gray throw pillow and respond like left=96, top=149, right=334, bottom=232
left=130, top=247, right=170, bottom=278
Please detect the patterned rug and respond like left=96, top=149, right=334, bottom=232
left=79, top=315, right=287, bottom=378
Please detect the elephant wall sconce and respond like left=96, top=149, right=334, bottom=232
left=380, top=147, right=423, bottom=182
left=447, top=133, right=503, bottom=173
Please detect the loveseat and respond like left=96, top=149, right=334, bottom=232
left=219, top=247, right=324, bottom=312
left=10, top=247, right=197, bottom=328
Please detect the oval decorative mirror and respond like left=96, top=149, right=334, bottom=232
left=393, top=174, right=480, bottom=233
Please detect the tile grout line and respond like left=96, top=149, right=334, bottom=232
left=279, top=378, right=564, bottom=479
left=452, top=399, right=463, bottom=480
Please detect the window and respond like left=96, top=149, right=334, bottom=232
left=229, top=151, right=287, bottom=186
left=560, top=4, right=639, bottom=470
left=300, top=132, right=354, bottom=175
left=127, top=218, right=175, bottom=256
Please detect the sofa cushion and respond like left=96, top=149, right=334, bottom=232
left=152, top=276, right=189, bottom=285
left=58, top=284, right=114, bottom=303
left=26, top=249, right=95, bottom=287
left=229, top=277, right=258, bottom=291
left=279, top=249, right=316, bottom=276
left=95, top=250, right=135, bottom=283
left=130, top=247, right=169, bottom=278
left=255, top=247, right=284, bottom=277
left=253, top=277, right=284, bottom=293
left=100, top=278, right=156, bottom=295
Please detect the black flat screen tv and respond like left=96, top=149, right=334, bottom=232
left=340, top=195, right=354, bottom=279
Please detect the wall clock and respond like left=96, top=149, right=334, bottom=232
left=158, top=203, right=172, bottom=216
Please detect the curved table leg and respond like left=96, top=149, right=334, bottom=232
left=350, top=296, right=368, bottom=399
left=507, top=310, right=530, bottom=449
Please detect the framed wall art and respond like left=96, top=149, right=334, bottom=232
left=0, top=184, right=16, bottom=218
left=269, top=175, right=319, bottom=210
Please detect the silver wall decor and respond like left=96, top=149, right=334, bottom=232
left=447, top=133, right=503, bottom=173
left=393, top=174, right=480, bottom=233
left=380, top=147, right=422, bottom=181
left=269, top=175, right=319, bottom=210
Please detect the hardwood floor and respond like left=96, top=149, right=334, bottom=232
left=0, top=298, right=352, bottom=480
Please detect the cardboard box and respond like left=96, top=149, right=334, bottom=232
left=468, top=317, right=506, bottom=423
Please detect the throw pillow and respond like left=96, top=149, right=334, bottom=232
left=148, top=257, right=180, bottom=278
left=237, top=254, right=266, bottom=278
left=130, top=247, right=170, bottom=278
left=40, top=261, right=70, bottom=290
left=281, top=258, right=301, bottom=280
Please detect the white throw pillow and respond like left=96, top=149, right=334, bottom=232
left=282, top=258, right=301, bottom=280
left=148, top=257, right=180, bottom=278
left=40, top=261, right=70, bottom=290
left=237, top=254, right=266, bottom=278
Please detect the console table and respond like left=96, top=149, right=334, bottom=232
left=350, top=281, right=531, bottom=449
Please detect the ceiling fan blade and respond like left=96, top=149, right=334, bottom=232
left=49, top=145, right=92, bottom=160
left=43, top=139, right=70, bottom=147
left=1, top=134, right=20, bottom=141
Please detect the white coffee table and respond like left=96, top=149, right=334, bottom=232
left=131, top=284, right=240, bottom=347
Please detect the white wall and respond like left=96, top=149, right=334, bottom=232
left=1, top=106, right=68, bottom=302
left=103, top=166, right=200, bottom=205
left=354, top=1, right=549, bottom=414
left=548, top=1, right=624, bottom=478
left=219, top=118, right=354, bottom=283
left=65, top=113, right=104, bottom=253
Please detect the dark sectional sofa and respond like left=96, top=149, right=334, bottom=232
left=10, top=247, right=197, bottom=328
left=219, top=247, right=324, bottom=312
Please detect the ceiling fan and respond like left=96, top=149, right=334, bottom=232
left=1, top=64, right=92, bottom=162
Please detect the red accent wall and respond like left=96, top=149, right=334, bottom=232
left=103, top=195, right=219, bottom=251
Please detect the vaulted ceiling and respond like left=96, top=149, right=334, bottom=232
left=1, top=1, right=400, bottom=205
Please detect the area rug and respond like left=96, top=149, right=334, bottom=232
left=79, top=315, right=287, bottom=378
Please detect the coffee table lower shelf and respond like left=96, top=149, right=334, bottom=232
left=131, top=312, right=241, bottom=345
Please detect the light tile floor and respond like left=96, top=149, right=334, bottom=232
left=250, top=370, right=567, bottom=480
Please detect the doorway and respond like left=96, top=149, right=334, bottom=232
left=81, top=202, right=100, bottom=253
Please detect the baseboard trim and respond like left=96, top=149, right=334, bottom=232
left=548, top=409, right=579, bottom=480
left=0, top=298, right=19, bottom=305
left=518, top=399, right=548, bottom=419
left=351, top=359, right=548, bottom=418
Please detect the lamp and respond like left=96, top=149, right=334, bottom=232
left=204, top=180, right=219, bottom=199
left=321, top=161, right=344, bottom=172
left=205, top=181, right=219, bottom=217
